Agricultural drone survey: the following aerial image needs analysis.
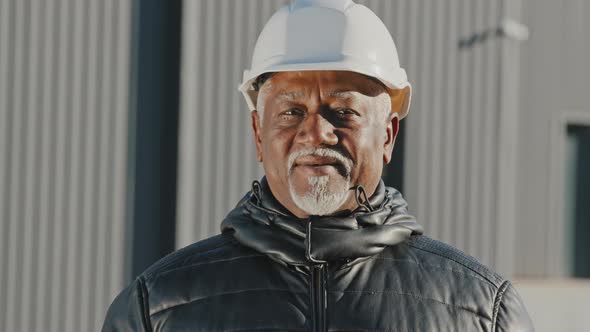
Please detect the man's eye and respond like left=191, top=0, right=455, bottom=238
left=281, top=108, right=303, bottom=116
left=334, top=108, right=356, bottom=117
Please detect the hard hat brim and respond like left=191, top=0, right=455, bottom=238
left=239, top=60, right=412, bottom=119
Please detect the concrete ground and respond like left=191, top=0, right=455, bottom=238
left=514, top=279, right=590, bottom=331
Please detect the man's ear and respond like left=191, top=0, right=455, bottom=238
left=383, top=112, right=399, bottom=164
left=251, top=110, right=263, bottom=162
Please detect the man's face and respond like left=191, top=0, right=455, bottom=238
left=251, top=71, right=400, bottom=218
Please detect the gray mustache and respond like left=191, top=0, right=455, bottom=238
left=287, top=148, right=353, bottom=177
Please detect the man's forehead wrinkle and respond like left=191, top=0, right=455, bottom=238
left=327, top=90, right=357, bottom=99
left=276, top=90, right=306, bottom=101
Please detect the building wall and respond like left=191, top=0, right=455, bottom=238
left=176, top=0, right=287, bottom=247
left=515, top=0, right=590, bottom=277
left=393, top=0, right=521, bottom=275
left=0, top=0, right=133, bottom=331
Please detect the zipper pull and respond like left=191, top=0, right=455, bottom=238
left=306, top=217, right=327, bottom=264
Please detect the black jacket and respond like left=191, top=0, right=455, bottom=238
left=103, top=178, right=534, bottom=331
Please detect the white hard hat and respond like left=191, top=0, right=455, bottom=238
left=239, top=0, right=412, bottom=118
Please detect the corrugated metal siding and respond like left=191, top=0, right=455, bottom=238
left=400, top=0, right=506, bottom=271
left=176, top=0, right=519, bottom=275
left=0, top=0, right=133, bottom=331
left=176, top=0, right=289, bottom=247
left=496, top=0, right=524, bottom=276
left=516, top=0, right=590, bottom=277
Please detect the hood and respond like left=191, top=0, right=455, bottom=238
left=221, top=177, right=423, bottom=266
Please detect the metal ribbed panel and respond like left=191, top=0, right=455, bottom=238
left=0, top=0, right=10, bottom=328
left=400, top=0, right=506, bottom=270
left=0, top=0, right=133, bottom=331
left=354, top=0, right=507, bottom=269
left=515, top=0, right=590, bottom=277
left=176, top=0, right=515, bottom=275
left=176, top=0, right=289, bottom=247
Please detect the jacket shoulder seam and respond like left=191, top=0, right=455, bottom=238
left=151, top=254, right=268, bottom=280
left=150, top=287, right=308, bottom=317
left=491, top=280, right=510, bottom=331
left=407, top=237, right=504, bottom=287
left=332, top=289, right=491, bottom=321
left=371, top=257, right=491, bottom=284
left=143, top=236, right=239, bottom=279
left=137, top=276, right=153, bottom=332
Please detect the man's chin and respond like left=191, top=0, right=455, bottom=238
left=288, top=174, right=351, bottom=216
left=288, top=173, right=346, bottom=196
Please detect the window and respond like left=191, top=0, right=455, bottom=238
left=566, top=125, right=590, bottom=277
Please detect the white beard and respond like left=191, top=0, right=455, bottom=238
left=287, top=148, right=353, bottom=216
left=289, top=175, right=350, bottom=216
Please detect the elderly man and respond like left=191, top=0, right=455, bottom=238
left=103, top=0, right=533, bottom=331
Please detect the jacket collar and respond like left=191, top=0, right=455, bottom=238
left=221, top=177, right=423, bottom=266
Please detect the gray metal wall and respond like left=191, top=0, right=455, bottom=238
left=0, top=0, right=133, bottom=331
left=176, top=0, right=288, bottom=247
left=176, top=0, right=526, bottom=276
left=399, top=0, right=525, bottom=276
left=515, top=0, right=590, bottom=277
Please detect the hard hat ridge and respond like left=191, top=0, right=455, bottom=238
left=290, top=0, right=355, bottom=12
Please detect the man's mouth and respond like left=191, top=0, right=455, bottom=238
left=287, top=148, right=353, bottom=178
left=293, top=157, right=349, bottom=177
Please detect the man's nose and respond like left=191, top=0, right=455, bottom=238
left=295, top=112, right=338, bottom=146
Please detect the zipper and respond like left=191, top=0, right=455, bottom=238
left=310, top=263, right=327, bottom=332
left=307, top=217, right=327, bottom=332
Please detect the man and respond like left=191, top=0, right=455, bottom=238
left=103, top=0, right=534, bottom=331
